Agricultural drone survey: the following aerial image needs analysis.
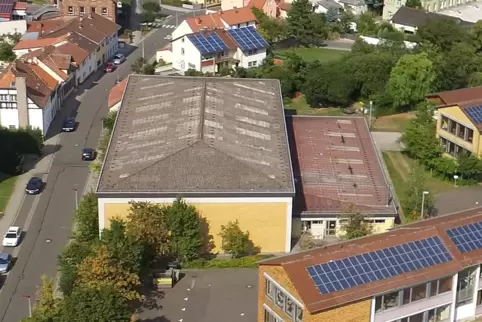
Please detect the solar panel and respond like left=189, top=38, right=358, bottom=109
left=464, top=105, right=482, bottom=124
left=306, top=236, right=453, bottom=295
left=447, top=221, right=482, bottom=253
left=227, top=26, right=269, bottom=52
left=187, top=33, right=228, bottom=55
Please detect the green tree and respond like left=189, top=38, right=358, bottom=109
left=298, top=231, right=316, bottom=250
left=340, top=206, right=372, bottom=240
left=469, top=72, right=482, bottom=87
left=364, top=0, right=383, bottom=13
left=164, top=198, right=202, bottom=263
left=339, top=10, right=355, bottom=33
left=22, top=275, right=60, bottom=322
left=388, top=52, right=435, bottom=109
left=357, top=12, right=378, bottom=36
left=126, top=202, right=170, bottom=255
left=403, top=164, right=434, bottom=222
left=184, top=69, right=204, bottom=76
left=58, top=286, right=133, bottom=322
left=405, top=0, right=422, bottom=8
left=418, top=18, right=468, bottom=52
left=287, top=0, right=327, bottom=45
left=401, top=102, right=441, bottom=161
left=252, top=7, right=287, bottom=43
left=457, top=155, right=482, bottom=181
left=325, top=7, right=338, bottom=23
left=142, top=0, right=160, bottom=12
left=0, top=41, right=15, bottom=61
left=140, top=11, right=156, bottom=23
left=76, top=245, right=141, bottom=300
left=74, top=192, right=99, bottom=244
left=58, top=242, right=92, bottom=296
left=102, top=110, right=117, bottom=132
left=218, top=220, right=256, bottom=258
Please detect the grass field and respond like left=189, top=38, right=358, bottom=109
left=372, top=113, right=415, bottom=132
left=275, top=47, right=349, bottom=62
left=285, top=96, right=347, bottom=116
left=0, top=176, right=17, bottom=214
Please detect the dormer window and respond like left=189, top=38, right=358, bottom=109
left=68, top=6, right=73, bottom=14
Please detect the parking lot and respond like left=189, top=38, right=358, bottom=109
left=137, top=269, right=259, bottom=322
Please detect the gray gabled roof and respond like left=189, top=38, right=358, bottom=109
left=391, top=6, right=471, bottom=27
left=96, top=75, right=295, bottom=196
left=315, top=0, right=342, bottom=10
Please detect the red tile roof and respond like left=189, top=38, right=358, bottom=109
left=185, top=7, right=256, bottom=32
left=185, top=14, right=224, bottom=32
left=108, top=78, right=128, bottom=108
left=20, top=46, right=70, bottom=80
left=279, top=2, right=291, bottom=10
left=427, top=87, right=482, bottom=107
left=261, top=206, right=482, bottom=314
left=56, top=41, right=89, bottom=64
left=288, top=116, right=397, bottom=217
left=248, top=0, right=267, bottom=9
left=14, top=1, right=26, bottom=10
left=218, top=7, right=256, bottom=25
left=14, top=34, right=69, bottom=50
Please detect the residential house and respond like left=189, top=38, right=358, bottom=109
left=427, top=87, right=482, bottom=158
left=390, top=6, right=471, bottom=34
left=0, top=20, right=27, bottom=37
left=221, top=0, right=280, bottom=18
left=259, top=206, right=482, bottom=322
left=107, top=78, right=127, bottom=111
left=13, top=34, right=71, bottom=57
left=334, top=0, right=367, bottom=14
left=278, top=2, right=290, bottom=18
left=0, top=59, right=64, bottom=134
left=171, top=7, right=257, bottom=40
left=287, top=116, right=398, bottom=241
left=171, top=26, right=268, bottom=73
left=312, top=0, right=343, bottom=14
left=96, top=75, right=295, bottom=254
left=58, top=0, right=116, bottom=22
left=11, top=1, right=26, bottom=20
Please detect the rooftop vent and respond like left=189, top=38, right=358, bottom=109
left=341, top=135, right=345, bottom=143
left=348, top=165, right=353, bottom=174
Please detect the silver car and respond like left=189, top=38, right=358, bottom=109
left=0, top=253, right=12, bottom=273
left=112, top=54, right=125, bottom=65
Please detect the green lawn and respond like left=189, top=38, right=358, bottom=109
left=275, top=47, right=349, bottom=62
left=285, top=96, right=347, bottom=116
left=0, top=176, right=17, bottom=214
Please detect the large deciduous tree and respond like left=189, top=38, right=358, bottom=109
left=76, top=245, right=141, bottom=300
left=58, top=286, right=133, bottom=322
left=74, top=192, right=99, bottom=244
left=387, top=52, right=435, bottom=109
left=340, top=205, right=372, bottom=240
left=163, top=198, right=202, bottom=263
left=287, top=0, right=327, bottom=45
left=218, top=220, right=256, bottom=258
left=418, top=19, right=468, bottom=52
left=403, top=164, right=434, bottom=222
left=58, top=241, right=93, bottom=296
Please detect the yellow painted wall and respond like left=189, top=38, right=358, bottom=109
left=103, top=201, right=288, bottom=253
left=437, top=105, right=481, bottom=156
left=258, top=265, right=372, bottom=322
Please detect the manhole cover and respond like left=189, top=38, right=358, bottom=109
left=45, top=239, right=52, bottom=243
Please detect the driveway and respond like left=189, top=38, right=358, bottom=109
left=435, top=186, right=482, bottom=216
left=137, top=269, right=258, bottom=322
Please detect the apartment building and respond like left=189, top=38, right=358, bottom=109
left=427, top=87, right=482, bottom=158
left=287, top=116, right=398, bottom=241
left=170, top=26, right=268, bottom=73
left=259, top=207, right=482, bottom=322
left=172, top=7, right=256, bottom=40
left=58, top=0, right=116, bottom=22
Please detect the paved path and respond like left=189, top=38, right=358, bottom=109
left=371, top=132, right=403, bottom=151
left=0, top=13, right=190, bottom=321
left=435, top=186, right=482, bottom=216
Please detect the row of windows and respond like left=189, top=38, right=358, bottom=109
left=265, top=279, right=303, bottom=322
left=0, top=94, right=17, bottom=102
left=264, top=308, right=283, bottom=322
left=248, top=61, right=258, bottom=67
left=440, top=116, right=474, bottom=143
left=440, top=137, right=471, bottom=158
left=393, top=304, right=450, bottom=322
left=67, top=6, right=109, bottom=15
left=375, top=276, right=452, bottom=312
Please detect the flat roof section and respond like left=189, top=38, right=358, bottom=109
left=97, top=75, right=295, bottom=196
left=439, top=2, right=482, bottom=23
left=287, top=116, right=397, bottom=216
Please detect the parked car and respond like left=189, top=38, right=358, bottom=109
left=81, top=148, right=96, bottom=161
left=112, top=54, right=125, bottom=65
left=0, top=253, right=12, bottom=273
left=25, top=177, right=42, bottom=195
left=2, top=227, right=21, bottom=247
left=105, top=62, right=116, bottom=73
left=62, top=117, right=76, bottom=132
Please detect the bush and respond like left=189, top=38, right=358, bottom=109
left=183, top=255, right=274, bottom=269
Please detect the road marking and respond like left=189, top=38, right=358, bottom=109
left=190, top=279, right=196, bottom=289
left=162, top=24, right=175, bottom=28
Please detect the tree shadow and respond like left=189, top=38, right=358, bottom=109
left=135, top=317, right=171, bottom=322
left=137, top=286, right=164, bottom=312
left=199, top=216, right=215, bottom=258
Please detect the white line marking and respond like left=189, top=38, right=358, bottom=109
left=190, top=279, right=196, bottom=289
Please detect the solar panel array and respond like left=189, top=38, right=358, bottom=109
left=187, top=33, right=228, bottom=55
left=306, top=237, right=453, bottom=295
left=465, top=105, right=482, bottom=124
left=227, top=26, right=269, bottom=52
left=447, top=221, right=482, bottom=253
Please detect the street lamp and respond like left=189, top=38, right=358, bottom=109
left=420, top=191, right=429, bottom=220
left=453, top=175, right=459, bottom=187
left=73, top=188, right=78, bottom=210
left=23, top=295, right=31, bottom=317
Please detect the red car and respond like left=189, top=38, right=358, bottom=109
left=104, top=62, right=116, bottom=73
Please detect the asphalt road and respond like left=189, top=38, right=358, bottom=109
left=0, top=15, right=184, bottom=322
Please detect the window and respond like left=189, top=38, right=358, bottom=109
left=181, top=48, right=184, bottom=55
left=68, top=6, right=74, bottom=13
left=437, top=276, right=452, bottom=294
left=296, top=307, right=302, bottom=322
left=441, top=116, right=448, bottom=130
left=375, top=291, right=399, bottom=312
left=458, top=125, right=466, bottom=139
left=91, top=7, right=96, bottom=13
left=252, top=61, right=257, bottom=66
left=79, top=6, right=84, bottom=13
left=374, top=219, right=386, bottom=224
left=449, top=120, right=457, bottom=134
left=457, top=267, right=477, bottom=306
left=477, top=290, right=482, bottom=306
left=411, top=283, right=427, bottom=302
left=467, top=128, right=474, bottom=142
left=102, top=7, right=107, bottom=15
left=427, top=304, right=451, bottom=322
left=265, top=279, right=274, bottom=299
left=247, top=49, right=258, bottom=55
left=264, top=307, right=283, bottom=322
left=285, top=298, right=294, bottom=317
left=275, top=288, right=285, bottom=309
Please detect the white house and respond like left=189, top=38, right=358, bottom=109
left=171, top=26, right=268, bottom=74
left=171, top=7, right=257, bottom=40
left=334, top=0, right=367, bottom=14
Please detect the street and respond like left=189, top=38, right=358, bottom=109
left=0, top=14, right=186, bottom=322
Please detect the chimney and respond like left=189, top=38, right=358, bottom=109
left=15, top=77, right=29, bottom=128
left=196, top=17, right=201, bottom=24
